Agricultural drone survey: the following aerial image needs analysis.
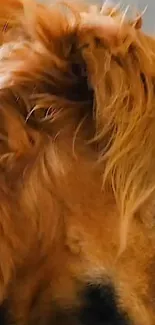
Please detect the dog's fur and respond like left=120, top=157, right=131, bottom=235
left=0, top=0, right=155, bottom=324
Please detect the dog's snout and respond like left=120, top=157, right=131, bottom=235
left=79, top=284, right=130, bottom=325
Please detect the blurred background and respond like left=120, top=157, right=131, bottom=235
left=39, top=0, right=155, bottom=33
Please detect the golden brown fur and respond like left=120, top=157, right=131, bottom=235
left=0, top=0, right=155, bottom=324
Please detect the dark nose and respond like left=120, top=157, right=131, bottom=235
left=79, top=284, right=130, bottom=325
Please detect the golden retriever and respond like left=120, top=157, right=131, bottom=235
left=0, top=1, right=155, bottom=324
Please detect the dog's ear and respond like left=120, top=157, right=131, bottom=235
left=73, top=5, right=155, bottom=253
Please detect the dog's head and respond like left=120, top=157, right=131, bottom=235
left=1, top=1, right=155, bottom=325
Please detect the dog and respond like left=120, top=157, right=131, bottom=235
left=0, top=0, right=155, bottom=324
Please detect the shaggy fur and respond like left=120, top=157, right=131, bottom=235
left=0, top=0, right=155, bottom=324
